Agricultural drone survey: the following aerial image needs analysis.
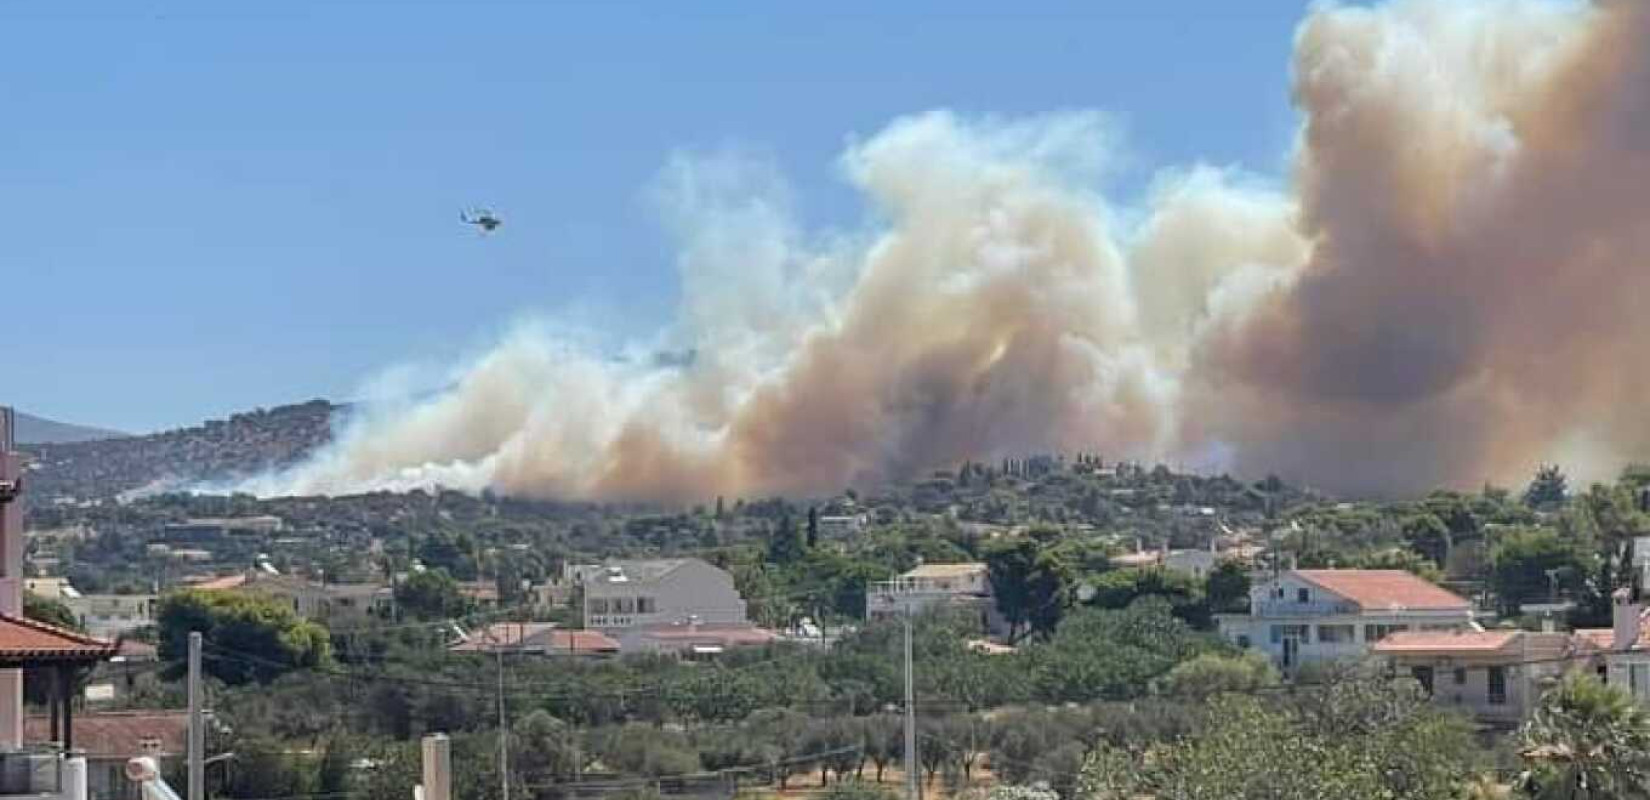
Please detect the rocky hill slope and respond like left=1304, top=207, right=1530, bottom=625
left=20, top=399, right=338, bottom=501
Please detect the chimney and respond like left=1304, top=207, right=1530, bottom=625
left=1613, top=587, right=1643, bottom=651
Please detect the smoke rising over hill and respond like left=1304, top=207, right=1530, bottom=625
left=249, top=0, right=1650, bottom=503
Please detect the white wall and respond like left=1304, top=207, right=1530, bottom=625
left=585, top=560, right=747, bottom=629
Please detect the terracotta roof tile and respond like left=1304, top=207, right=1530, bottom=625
left=905, top=563, right=987, bottom=579
left=1294, top=570, right=1469, bottom=611
left=1371, top=630, right=1519, bottom=654
left=0, top=615, right=116, bottom=662
left=450, top=624, right=619, bottom=654
left=637, top=624, right=777, bottom=646
left=25, top=710, right=187, bottom=757
left=189, top=574, right=248, bottom=591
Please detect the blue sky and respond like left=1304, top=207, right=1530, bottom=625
left=2, top=1, right=1311, bottom=433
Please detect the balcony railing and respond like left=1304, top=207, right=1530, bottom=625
left=1251, top=600, right=1360, bottom=617
left=0, top=748, right=64, bottom=797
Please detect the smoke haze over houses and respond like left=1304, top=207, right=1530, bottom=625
left=243, top=0, right=1650, bottom=504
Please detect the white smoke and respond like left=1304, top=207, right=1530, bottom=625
left=244, top=0, right=1650, bottom=503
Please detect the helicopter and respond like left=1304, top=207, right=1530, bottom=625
left=460, top=208, right=502, bottom=233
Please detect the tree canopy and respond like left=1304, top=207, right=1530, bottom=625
left=156, top=589, right=331, bottom=684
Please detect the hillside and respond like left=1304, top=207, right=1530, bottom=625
left=21, top=399, right=338, bottom=501
left=12, top=410, right=125, bottom=445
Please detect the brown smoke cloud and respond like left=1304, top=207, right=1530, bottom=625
left=246, top=0, right=1650, bottom=503
left=1185, top=0, right=1650, bottom=495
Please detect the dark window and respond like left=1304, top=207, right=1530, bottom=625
left=1412, top=666, right=1435, bottom=695
left=1236, top=635, right=1251, bottom=649
left=1488, top=667, right=1507, bottom=705
left=1453, top=668, right=1467, bottom=686
left=1297, top=588, right=1310, bottom=603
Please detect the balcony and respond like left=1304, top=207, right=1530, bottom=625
left=1252, top=600, right=1359, bottom=617
left=0, top=748, right=65, bottom=798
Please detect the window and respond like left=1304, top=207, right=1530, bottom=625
left=1364, top=624, right=1410, bottom=642
left=637, top=597, right=657, bottom=614
left=1411, top=666, right=1435, bottom=695
left=1488, top=666, right=1507, bottom=705
left=1633, top=665, right=1648, bottom=699
left=1453, top=668, right=1467, bottom=686
left=1297, top=588, right=1310, bottom=604
left=1317, top=624, right=1356, bottom=644
left=1270, top=624, right=1310, bottom=644
left=1236, top=635, right=1252, bottom=649
left=613, top=597, right=636, bottom=614
left=588, top=598, right=609, bottom=614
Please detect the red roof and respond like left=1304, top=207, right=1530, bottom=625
left=1371, top=630, right=1519, bottom=654
left=0, top=615, right=116, bottom=663
left=189, top=574, right=248, bottom=591
left=636, top=624, right=778, bottom=646
left=1295, top=570, right=1469, bottom=611
left=25, top=710, right=187, bottom=757
left=450, top=623, right=619, bottom=654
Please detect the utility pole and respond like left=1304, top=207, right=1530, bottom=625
left=188, top=631, right=204, bottom=800
left=497, top=645, right=510, bottom=800
left=903, top=608, right=919, bottom=800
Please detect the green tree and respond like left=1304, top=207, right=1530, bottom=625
left=156, top=590, right=331, bottom=685
left=985, top=539, right=1070, bottom=640
left=1205, top=560, right=1251, bottom=614
left=861, top=715, right=903, bottom=783
left=1490, top=527, right=1587, bottom=616
left=768, top=514, right=807, bottom=565
left=1022, top=598, right=1223, bottom=703
left=1155, top=651, right=1279, bottom=699
left=1526, top=464, right=1570, bottom=510
left=1401, top=513, right=1452, bottom=567
left=1085, top=676, right=1477, bottom=800
left=512, top=710, right=583, bottom=783
left=1087, top=567, right=1208, bottom=628
left=1519, top=673, right=1650, bottom=799
left=24, top=591, right=81, bottom=631
left=395, top=569, right=469, bottom=620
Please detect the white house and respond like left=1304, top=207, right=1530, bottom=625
left=1373, top=628, right=1571, bottom=725
left=865, top=563, right=1008, bottom=635
left=1218, top=569, right=1475, bottom=672
left=64, top=595, right=156, bottom=641
left=580, top=558, right=749, bottom=630
left=1571, top=585, right=1650, bottom=705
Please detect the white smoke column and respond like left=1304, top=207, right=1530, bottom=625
left=1187, top=0, right=1650, bottom=495
left=254, top=0, right=1650, bottom=503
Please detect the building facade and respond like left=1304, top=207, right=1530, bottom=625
left=64, top=595, right=155, bottom=641
left=580, top=559, right=749, bottom=630
left=865, top=563, right=1006, bottom=636
left=1372, top=629, right=1570, bottom=725
left=1218, top=569, right=1475, bottom=672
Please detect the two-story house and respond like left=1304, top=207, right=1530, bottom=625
left=581, top=559, right=749, bottom=630
left=865, top=563, right=1007, bottom=636
left=1219, top=569, right=1475, bottom=672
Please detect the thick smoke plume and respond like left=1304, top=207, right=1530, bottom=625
left=251, top=0, right=1650, bottom=503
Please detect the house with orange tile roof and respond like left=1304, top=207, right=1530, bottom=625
left=1568, top=583, right=1650, bottom=705
left=1372, top=628, right=1571, bottom=725
left=2, top=407, right=117, bottom=800
left=449, top=622, right=619, bottom=657
left=1218, top=569, right=1475, bottom=673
